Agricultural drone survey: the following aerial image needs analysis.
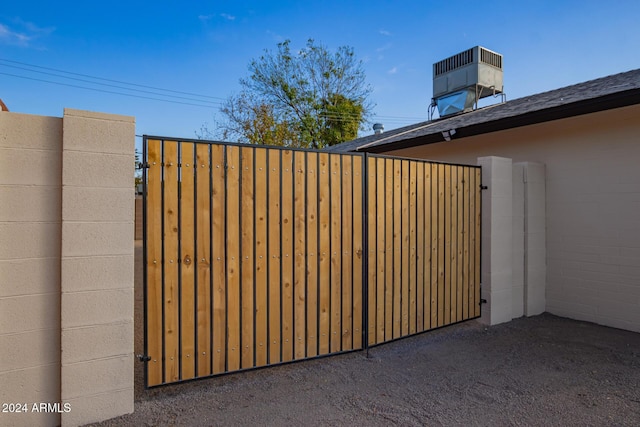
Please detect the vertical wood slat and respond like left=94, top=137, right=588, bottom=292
left=367, top=157, right=378, bottom=346
left=281, top=150, right=294, bottom=362
left=444, top=164, right=452, bottom=325
left=225, top=146, right=240, bottom=372
left=146, top=139, right=162, bottom=386
left=423, top=163, right=432, bottom=332
left=401, top=160, right=410, bottom=336
left=180, top=143, right=196, bottom=380
left=384, top=159, right=394, bottom=341
left=306, top=152, right=319, bottom=357
left=294, top=151, right=306, bottom=360
left=409, top=162, right=417, bottom=335
left=163, top=141, right=179, bottom=383
left=267, top=149, right=281, bottom=364
left=329, top=154, right=342, bottom=352
left=195, top=144, right=211, bottom=377
left=376, top=158, right=387, bottom=345
left=341, top=156, right=353, bottom=350
left=437, top=164, right=445, bottom=328
left=430, top=163, right=438, bottom=329
left=450, top=166, right=457, bottom=323
left=416, top=162, right=424, bottom=333
left=240, top=147, right=254, bottom=369
left=352, top=156, right=363, bottom=350
left=211, top=144, right=226, bottom=374
left=392, top=159, right=401, bottom=339
left=254, top=148, right=268, bottom=367
left=318, top=153, right=330, bottom=355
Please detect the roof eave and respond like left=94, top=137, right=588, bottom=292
left=359, top=87, right=640, bottom=153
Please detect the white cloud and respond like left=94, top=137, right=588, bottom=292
left=198, top=14, right=214, bottom=21
left=220, top=13, right=236, bottom=21
left=0, top=20, right=53, bottom=47
left=388, top=67, right=398, bottom=75
left=379, top=29, right=391, bottom=36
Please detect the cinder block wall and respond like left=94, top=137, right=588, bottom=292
left=0, top=109, right=135, bottom=427
left=0, top=112, right=64, bottom=427
left=60, top=109, right=135, bottom=426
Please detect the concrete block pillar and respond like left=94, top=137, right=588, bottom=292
left=60, top=109, right=135, bottom=426
left=521, top=162, right=546, bottom=316
left=478, top=156, right=513, bottom=325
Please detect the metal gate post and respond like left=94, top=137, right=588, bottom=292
left=362, top=152, right=369, bottom=352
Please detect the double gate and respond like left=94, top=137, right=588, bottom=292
left=143, top=136, right=481, bottom=387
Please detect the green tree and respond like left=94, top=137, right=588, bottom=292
left=206, top=39, right=372, bottom=148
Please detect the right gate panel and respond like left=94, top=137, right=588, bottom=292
left=366, top=156, right=482, bottom=346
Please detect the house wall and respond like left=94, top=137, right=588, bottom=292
left=386, top=104, right=640, bottom=332
left=0, top=109, right=135, bottom=427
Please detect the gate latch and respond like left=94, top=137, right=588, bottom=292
left=480, top=298, right=487, bottom=305
left=136, top=354, right=151, bottom=362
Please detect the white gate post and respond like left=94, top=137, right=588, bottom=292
left=478, top=156, right=513, bottom=325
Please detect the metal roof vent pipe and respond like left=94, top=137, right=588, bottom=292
left=373, top=123, right=384, bottom=135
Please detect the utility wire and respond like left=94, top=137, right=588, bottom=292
left=0, top=72, right=219, bottom=108
left=0, top=58, right=225, bottom=101
left=0, top=57, right=427, bottom=126
left=0, top=62, right=222, bottom=106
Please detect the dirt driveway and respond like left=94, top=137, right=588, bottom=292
left=88, top=243, right=640, bottom=426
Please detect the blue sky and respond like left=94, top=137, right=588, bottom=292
left=2, top=0, right=639, bottom=150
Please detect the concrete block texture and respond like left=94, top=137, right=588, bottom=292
left=63, top=108, right=134, bottom=155
left=0, top=258, right=60, bottom=298
left=0, top=293, right=60, bottom=335
left=60, top=109, right=136, bottom=426
left=0, top=147, right=61, bottom=186
left=61, top=222, right=133, bottom=257
left=61, top=255, right=133, bottom=292
left=0, top=366, right=60, bottom=427
left=61, top=322, right=132, bottom=364
left=62, top=187, right=134, bottom=222
left=62, top=388, right=133, bottom=427
left=61, top=288, right=133, bottom=329
left=0, top=186, right=62, bottom=223
left=0, top=222, right=61, bottom=260
left=0, top=112, right=62, bottom=150
left=61, top=151, right=133, bottom=189
left=0, top=329, right=60, bottom=373
left=61, top=355, right=132, bottom=400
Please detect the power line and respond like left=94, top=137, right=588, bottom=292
left=0, top=62, right=223, bottom=106
left=0, top=58, right=225, bottom=101
left=0, top=57, right=427, bottom=126
left=0, top=72, right=219, bottom=108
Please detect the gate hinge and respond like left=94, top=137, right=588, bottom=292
left=480, top=185, right=488, bottom=190
left=136, top=162, right=150, bottom=170
left=136, top=354, right=151, bottom=362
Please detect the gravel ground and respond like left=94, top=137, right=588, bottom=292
left=87, top=242, right=640, bottom=426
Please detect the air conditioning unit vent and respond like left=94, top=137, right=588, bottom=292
left=432, top=46, right=504, bottom=117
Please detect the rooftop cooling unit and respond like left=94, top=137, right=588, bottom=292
left=432, top=46, right=503, bottom=117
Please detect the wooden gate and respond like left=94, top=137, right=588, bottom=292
left=143, top=137, right=481, bottom=387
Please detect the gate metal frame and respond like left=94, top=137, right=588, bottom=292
left=142, top=135, right=482, bottom=388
